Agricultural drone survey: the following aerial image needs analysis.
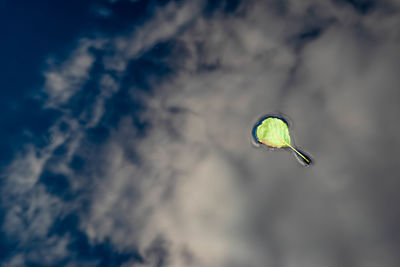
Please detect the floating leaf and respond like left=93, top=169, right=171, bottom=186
left=254, top=116, right=312, bottom=166
left=256, top=117, right=291, bottom=148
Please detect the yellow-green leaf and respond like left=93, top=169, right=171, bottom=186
left=254, top=116, right=312, bottom=166
left=256, top=117, right=291, bottom=148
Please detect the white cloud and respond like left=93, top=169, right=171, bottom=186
left=103, top=1, right=204, bottom=72
left=1, top=2, right=206, bottom=265
left=79, top=1, right=400, bottom=266
left=91, top=5, right=113, bottom=18
left=1, top=137, right=72, bottom=265
left=79, top=1, right=400, bottom=265
left=43, top=39, right=105, bottom=107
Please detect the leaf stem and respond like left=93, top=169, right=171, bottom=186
left=260, top=130, right=311, bottom=165
left=284, top=142, right=310, bottom=164
left=272, top=131, right=311, bottom=165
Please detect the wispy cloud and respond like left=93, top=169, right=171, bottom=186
left=43, top=39, right=106, bottom=107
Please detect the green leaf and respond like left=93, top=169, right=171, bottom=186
left=256, top=117, right=291, bottom=148
left=255, top=116, right=311, bottom=165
